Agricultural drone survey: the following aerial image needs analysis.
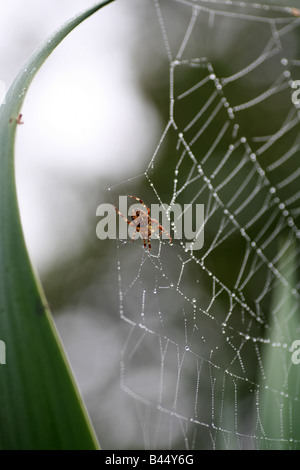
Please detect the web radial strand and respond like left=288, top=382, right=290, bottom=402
left=115, top=0, right=300, bottom=450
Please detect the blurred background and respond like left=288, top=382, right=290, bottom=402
left=1, top=0, right=300, bottom=449
left=0, top=0, right=169, bottom=449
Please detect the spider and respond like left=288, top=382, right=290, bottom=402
left=9, top=113, right=24, bottom=125
left=114, top=195, right=172, bottom=250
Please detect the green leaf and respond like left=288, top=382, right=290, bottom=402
left=259, top=237, right=300, bottom=450
left=0, top=0, right=115, bottom=450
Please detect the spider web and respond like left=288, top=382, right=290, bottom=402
left=113, top=0, right=300, bottom=450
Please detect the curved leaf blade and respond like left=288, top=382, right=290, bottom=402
left=0, top=0, right=114, bottom=450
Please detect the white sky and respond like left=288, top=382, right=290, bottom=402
left=0, top=0, right=161, bottom=269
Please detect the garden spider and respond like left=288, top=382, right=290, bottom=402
left=114, top=195, right=172, bottom=250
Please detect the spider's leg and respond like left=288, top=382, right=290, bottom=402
left=147, top=239, right=151, bottom=251
left=131, top=230, right=137, bottom=243
left=143, top=239, right=147, bottom=249
left=114, top=207, right=135, bottom=226
left=159, top=226, right=172, bottom=242
left=128, top=196, right=150, bottom=216
left=150, top=219, right=172, bottom=243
